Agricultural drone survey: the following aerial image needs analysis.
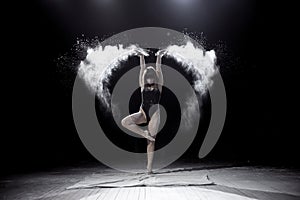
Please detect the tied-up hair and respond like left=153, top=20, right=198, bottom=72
left=143, top=66, right=158, bottom=85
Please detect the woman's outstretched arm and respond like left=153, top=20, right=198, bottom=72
left=139, top=55, right=146, bottom=88
left=155, top=50, right=166, bottom=89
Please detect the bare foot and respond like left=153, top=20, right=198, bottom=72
left=147, top=170, right=153, bottom=175
left=146, top=165, right=153, bottom=175
left=143, top=130, right=155, bottom=142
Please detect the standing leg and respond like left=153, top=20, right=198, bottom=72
left=146, top=109, right=160, bottom=173
left=121, top=111, right=155, bottom=141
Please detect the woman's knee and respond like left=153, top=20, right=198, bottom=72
left=121, top=116, right=132, bottom=127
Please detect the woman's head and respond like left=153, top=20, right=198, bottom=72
left=143, top=66, right=158, bottom=85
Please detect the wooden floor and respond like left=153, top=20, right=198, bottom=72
left=1, top=162, right=299, bottom=200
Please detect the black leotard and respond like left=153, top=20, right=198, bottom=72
left=141, top=83, right=161, bottom=123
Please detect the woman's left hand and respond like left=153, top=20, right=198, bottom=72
left=155, top=49, right=167, bottom=57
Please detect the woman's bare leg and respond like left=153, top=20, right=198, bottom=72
left=147, top=109, right=160, bottom=173
left=121, top=111, right=155, bottom=141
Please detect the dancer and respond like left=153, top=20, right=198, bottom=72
left=121, top=49, right=166, bottom=174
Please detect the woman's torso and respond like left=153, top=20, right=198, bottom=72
left=141, top=83, right=161, bottom=121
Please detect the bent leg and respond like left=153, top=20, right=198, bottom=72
left=121, top=111, right=155, bottom=141
left=146, top=109, right=160, bottom=173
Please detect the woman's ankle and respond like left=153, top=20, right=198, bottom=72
left=147, top=166, right=153, bottom=174
left=144, top=130, right=155, bottom=141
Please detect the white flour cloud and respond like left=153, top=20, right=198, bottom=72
left=77, top=41, right=217, bottom=130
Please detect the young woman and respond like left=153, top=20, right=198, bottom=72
left=121, top=49, right=166, bottom=174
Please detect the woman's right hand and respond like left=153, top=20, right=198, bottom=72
left=135, top=48, right=149, bottom=57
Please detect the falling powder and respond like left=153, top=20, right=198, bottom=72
left=78, top=41, right=217, bottom=109
left=165, top=41, right=217, bottom=93
left=78, top=44, right=148, bottom=107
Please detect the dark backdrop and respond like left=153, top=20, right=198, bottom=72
left=2, top=0, right=297, bottom=175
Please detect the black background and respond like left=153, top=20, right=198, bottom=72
left=2, top=0, right=297, bottom=175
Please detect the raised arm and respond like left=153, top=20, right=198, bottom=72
left=155, top=50, right=166, bottom=91
left=139, top=55, right=146, bottom=88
